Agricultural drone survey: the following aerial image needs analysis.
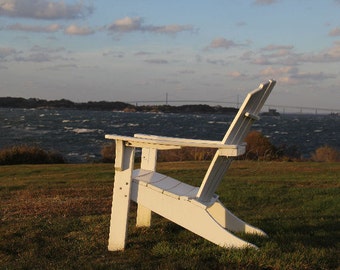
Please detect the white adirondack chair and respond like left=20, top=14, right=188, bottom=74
left=105, top=80, right=276, bottom=251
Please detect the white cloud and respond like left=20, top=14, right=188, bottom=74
left=9, top=45, right=72, bottom=63
left=251, top=56, right=273, bottom=65
left=298, top=41, right=340, bottom=63
left=6, top=23, right=61, bottom=32
left=227, top=71, right=247, bottom=78
left=329, top=27, right=340, bottom=37
left=64, top=24, right=94, bottom=35
left=259, top=66, right=336, bottom=85
left=207, top=38, right=240, bottom=50
left=260, top=66, right=298, bottom=77
left=0, top=0, right=93, bottom=20
left=108, top=17, right=143, bottom=32
left=134, top=51, right=153, bottom=57
left=261, top=44, right=294, bottom=51
left=40, top=63, right=78, bottom=71
left=147, top=24, right=194, bottom=34
left=107, top=16, right=194, bottom=35
left=290, top=72, right=336, bottom=82
left=102, top=50, right=125, bottom=58
left=206, top=58, right=229, bottom=65
left=30, top=45, right=67, bottom=54
left=250, top=44, right=297, bottom=64
left=243, top=42, right=340, bottom=66
left=0, top=47, right=17, bottom=59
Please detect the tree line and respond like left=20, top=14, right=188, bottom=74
left=0, top=97, right=238, bottom=114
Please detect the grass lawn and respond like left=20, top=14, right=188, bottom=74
left=0, top=161, right=339, bottom=269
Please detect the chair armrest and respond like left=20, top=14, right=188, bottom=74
left=134, top=133, right=224, bottom=145
left=105, top=134, right=246, bottom=156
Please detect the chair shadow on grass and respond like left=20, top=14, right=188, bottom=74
left=257, top=215, right=338, bottom=249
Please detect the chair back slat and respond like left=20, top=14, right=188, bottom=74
left=196, top=80, right=276, bottom=202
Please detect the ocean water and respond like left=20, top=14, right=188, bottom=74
left=0, top=108, right=339, bottom=163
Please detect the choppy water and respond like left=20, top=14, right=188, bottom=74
left=0, top=108, right=339, bottom=163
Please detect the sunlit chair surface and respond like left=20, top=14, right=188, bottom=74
left=105, top=80, right=276, bottom=251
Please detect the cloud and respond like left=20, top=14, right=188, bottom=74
left=260, top=66, right=298, bottom=77
left=6, top=23, right=61, bottom=32
left=11, top=45, right=71, bottom=63
left=0, top=45, right=75, bottom=64
left=253, top=0, right=277, bottom=5
left=237, top=45, right=292, bottom=67
left=290, top=72, right=336, bottom=81
left=245, top=41, right=340, bottom=67
left=102, top=50, right=125, bottom=58
left=329, top=27, right=340, bottom=37
left=261, top=44, right=294, bottom=51
left=206, top=58, right=229, bottom=65
left=40, top=63, right=78, bottom=71
left=64, top=24, right=94, bottom=35
left=15, top=53, right=52, bottom=62
left=0, top=0, right=93, bottom=20
left=298, top=41, right=340, bottom=63
left=259, top=66, right=336, bottom=85
left=144, top=59, right=169, bottom=64
left=107, top=17, right=142, bottom=32
left=147, top=24, right=194, bottom=34
left=134, top=51, right=153, bottom=56
left=327, top=41, right=340, bottom=58
left=227, top=71, right=247, bottom=78
left=107, top=16, right=194, bottom=35
left=260, top=44, right=295, bottom=59
left=251, top=56, right=273, bottom=65
left=30, top=45, right=67, bottom=54
left=207, top=38, right=240, bottom=50
left=0, top=47, right=17, bottom=59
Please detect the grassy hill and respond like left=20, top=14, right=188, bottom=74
left=1, top=161, right=339, bottom=269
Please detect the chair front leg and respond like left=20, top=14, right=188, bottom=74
left=108, top=140, right=135, bottom=251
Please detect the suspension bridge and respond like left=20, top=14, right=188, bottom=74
left=128, top=99, right=339, bottom=115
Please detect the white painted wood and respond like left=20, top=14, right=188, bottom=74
left=136, top=204, right=152, bottom=227
left=141, top=148, right=157, bottom=171
left=136, top=148, right=158, bottom=227
left=133, top=169, right=199, bottom=199
left=105, top=134, right=244, bottom=155
left=197, top=80, right=276, bottom=202
left=105, top=80, right=276, bottom=251
left=207, top=200, right=267, bottom=236
left=130, top=179, right=257, bottom=248
left=107, top=142, right=135, bottom=251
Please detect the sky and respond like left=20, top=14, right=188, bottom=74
left=0, top=0, right=340, bottom=111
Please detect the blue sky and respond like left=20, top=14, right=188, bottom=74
left=1, top=0, right=340, bottom=110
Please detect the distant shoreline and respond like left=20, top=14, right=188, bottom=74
left=0, top=96, right=238, bottom=114
left=2, top=96, right=338, bottom=115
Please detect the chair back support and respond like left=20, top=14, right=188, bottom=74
left=196, top=80, right=276, bottom=202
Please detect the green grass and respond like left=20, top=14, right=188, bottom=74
left=0, top=161, right=339, bottom=269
